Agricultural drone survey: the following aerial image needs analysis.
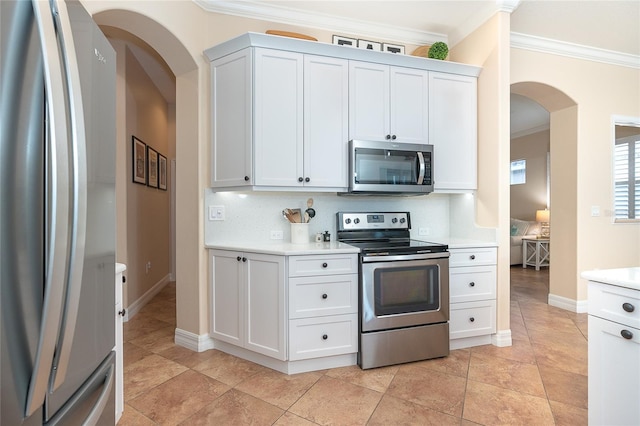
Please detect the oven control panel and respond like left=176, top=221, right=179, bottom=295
left=338, top=212, right=410, bottom=231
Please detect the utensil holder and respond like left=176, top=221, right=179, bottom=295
left=291, top=223, right=309, bottom=244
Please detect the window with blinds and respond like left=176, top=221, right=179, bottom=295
left=510, top=159, right=526, bottom=185
left=614, top=132, right=640, bottom=222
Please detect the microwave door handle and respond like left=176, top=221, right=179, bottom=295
left=417, top=152, right=425, bottom=185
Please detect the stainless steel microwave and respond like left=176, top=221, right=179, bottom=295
left=346, top=140, right=434, bottom=195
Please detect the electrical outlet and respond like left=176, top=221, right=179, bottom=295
left=419, top=227, right=431, bottom=236
left=270, top=230, right=284, bottom=240
left=145, top=261, right=151, bottom=274
left=591, top=205, right=600, bottom=217
left=209, top=205, right=225, bottom=221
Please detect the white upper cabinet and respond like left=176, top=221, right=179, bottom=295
left=253, top=48, right=303, bottom=187
left=210, top=48, right=252, bottom=187
left=349, top=62, right=428, bottom=144
left=205, top=33, right=480, bottom=192
left=429, top=72, right=478, bottom=191
left=304, top=55, right=349, bottom=188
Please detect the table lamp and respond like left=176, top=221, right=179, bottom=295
left=536, top=209, right=550, bottom=238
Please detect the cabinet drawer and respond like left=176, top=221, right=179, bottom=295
left=289, top=314, right=358, bottom=360
left=288, top=254, right=358, bottom=277
left=449, top=247, right=496, bottom=267
left=289, top=274, right=358, bottom=319
left=450, top=266, right=496, bottom=303
left=450, top=300, right=496, bottom=339
left=588, top=281, right=640, bottom=329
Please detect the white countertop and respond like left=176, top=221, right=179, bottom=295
left=207, top=237, right=496, bottom=255
left=441, top=238, right=498, bottom=249
left=206, top=241, right=360, bottom=256
left=581, top=267, right=640, bottom=291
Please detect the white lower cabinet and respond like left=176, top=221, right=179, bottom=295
left=210, top=250, right=358, bottom=372
left=287, top=254, right=358, bottom=361
left=448, top=246, right=497, bottom=349
left=289, top=314, right=358, bottom=361
left=588, top=280, right=640, bottom=425
left=210, top=250, right=286, bottom=360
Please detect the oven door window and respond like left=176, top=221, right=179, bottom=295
left=355, top=148, right=419, bottom=185
left=374, top=265, right=440, bottom=316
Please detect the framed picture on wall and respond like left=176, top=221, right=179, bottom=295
left=147, top=146, right=158, bottom=188
left=158, top=153, right=167, bottom=190
left=132, top=136, right=147, bottom=184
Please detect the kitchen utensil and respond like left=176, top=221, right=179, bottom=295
left=283, top=209, right=296, bottom=223
left=304, top=212, right=310, bottom=223
left=290, top=208, right=302, bottom=223
left=305, top=197, right=316, bottom=219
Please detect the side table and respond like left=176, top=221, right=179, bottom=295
left=522, top=236, right=550, bottom=271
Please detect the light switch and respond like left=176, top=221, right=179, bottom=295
left=591, top=206, right=600, bottom=217
left=209, top=205, right=225, bottom=221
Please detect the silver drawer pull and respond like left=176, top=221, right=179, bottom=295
left=621, top=329, right=633, bottom=340
left=622, top=302, right=635, bottom=313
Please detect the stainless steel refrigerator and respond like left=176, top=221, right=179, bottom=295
left=1, top=0, right=116, bottom=424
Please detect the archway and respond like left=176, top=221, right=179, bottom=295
left=89, top=7, right=204, bottom=339
left=511, top=82, right=578, bottom=308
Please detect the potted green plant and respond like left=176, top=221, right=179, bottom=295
left=428, top=42, right=448, bottom=60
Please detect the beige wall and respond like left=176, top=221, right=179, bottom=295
left=450, top=12, right=512, bottom=340
left=510, top=130, right=550, bottom=221
left=123, top=46, right=172, bottom=303
left=512, top=49, right=640, bottom=302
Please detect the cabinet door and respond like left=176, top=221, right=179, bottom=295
left=211, top=49, right=252, bottom=187
left=349, top=61, right=389, bottom=142
left=588, top=315, right=640, bottom=425
left=429, top=72, right=477, bottom=191
left=304, top=55, right=349, bottom=188
left=245, top=253, right=286, bottom=360
left=210, top=250, right=244, bottom=345
left=390, top=67, right=429, bottom=144
left=254, top=48, right=303, bottom=186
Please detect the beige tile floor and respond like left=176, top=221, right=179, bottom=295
left=119, top=266, right=588, bottom=425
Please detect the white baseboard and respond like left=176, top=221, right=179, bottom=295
left=174, top=328, right=215, bottom=352
left=492, top=329, right=512, bottom=347
left=548, top=293, right=588, bottom=313
left=124, top=273, right=171, bottom=321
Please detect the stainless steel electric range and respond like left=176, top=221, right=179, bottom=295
left=336, top=212, right=450, bottom=369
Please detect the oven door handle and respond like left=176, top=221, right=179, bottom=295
left=416, top=152, right=425, bottom=185
left=361, top=252, right=449, bottom=263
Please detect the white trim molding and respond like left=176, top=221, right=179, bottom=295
left=193, top=0, right=447, bottom=46
left=492, top=329, right=513, bottom=347
left=123, top=273, right=171, bottom=321
left=511, top=32, right=640, bottom=69
left=174, top=329, right=215, bottom=352
left=548, top=293, right=588, bottom=313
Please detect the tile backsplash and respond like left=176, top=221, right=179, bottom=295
left=204, top=189, right=495, bottom=244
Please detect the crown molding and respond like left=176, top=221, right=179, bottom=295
left=193, top=0, right=447, bottom=46
left=511, top=123, right=550, bottom=140
left=511, top=32, right=640, bottom=69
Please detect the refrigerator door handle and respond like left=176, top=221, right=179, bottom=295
left=49, top=0, right=89, bottom=391
left=25, top=0, right=72, bottom=417
left=83, top=364, right=115, bottom=426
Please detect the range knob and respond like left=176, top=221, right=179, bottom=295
left=399, top=218, right=406, bottom=224
left=345, top=218, right=351, bottom=224
left=391, top=218, right=398, bottom=224
left=354, top=218, right=360, bottom=224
